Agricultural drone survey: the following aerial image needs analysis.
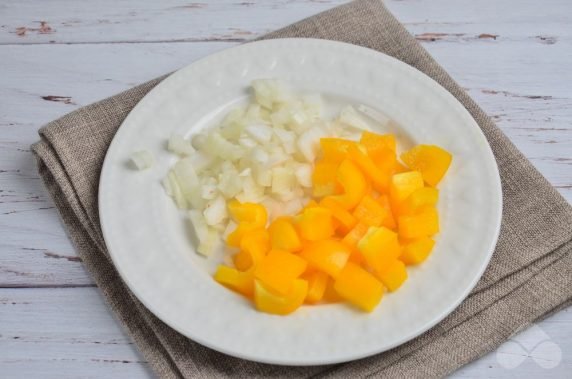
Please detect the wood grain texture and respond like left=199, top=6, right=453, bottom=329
left=0, top=0, right=570, bottom=377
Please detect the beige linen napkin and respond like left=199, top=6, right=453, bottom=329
left=32, top=0, right=572, bottom=377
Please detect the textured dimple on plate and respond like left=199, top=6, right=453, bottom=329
left=99, top=39, right=502, bottom=365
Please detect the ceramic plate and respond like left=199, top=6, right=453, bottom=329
left=99, top=38, right=502, bottom=365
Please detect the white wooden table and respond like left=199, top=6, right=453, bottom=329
left=1, top=1, right=570, bottom=377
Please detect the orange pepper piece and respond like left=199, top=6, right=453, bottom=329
left=334, top=262, right=384, bottom=312
left=375, top=259, right=408, bottom=292
left=214, top=265, right=255, bottom=298
left=233, top=228, right=270, bottom=271
left=400, top=237, right=435, bottom=265
left=331, top=159, right=368, bottom=210
left=268, top=217, right=302, bottom=252
left=312, top=161, right=340, bottom=197
left=300, top=239, right=351, bottom=278
left=254, top=278, right=308, bottom=315
left=358, top=226, right=401, bottom=273
left=320, top=196, right=358, bottom=235
left=341, top=222, right=370, bottom=249
left=303, top=271, right=329, bottom=304
left=399, top=187, right=439, bottom=216
left=360, top=131, right=396, bottom=152
left=227, top=223, right=259, bottom=247
left=295, top=206, right=335, bottom=241
left=401, top=145, right=452, bottom=187
left=347, top=144, right=390, bottom=193
left=320, top=138, right=358, bottom=163
left=254, top=250, right=307, bottom=295
left=398, top=207, right=439, bottom=239
left=389, top=171, right=424, bottom=210
left=352, top=195, right=394, bottom=229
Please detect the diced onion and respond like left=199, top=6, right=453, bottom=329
left=168, top=134, right=194, bottom=156
left=130, top=150, right=154, bottom=170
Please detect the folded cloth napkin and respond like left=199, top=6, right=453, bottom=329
left=32, top=0, right=572, bottom=377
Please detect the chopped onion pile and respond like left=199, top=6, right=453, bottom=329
left=162, top=79, right=383, bottom=256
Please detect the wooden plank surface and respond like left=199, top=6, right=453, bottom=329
left=1, top=0, right=570, bottom=377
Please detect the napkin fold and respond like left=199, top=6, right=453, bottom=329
left=32, top=0, right=572, bottom=377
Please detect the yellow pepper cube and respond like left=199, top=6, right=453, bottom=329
left=320, top=196, right=358, bottom=235
left=268, top=217, right=302, bottom=252
left=214, top=265, right=255, bottom=298
left=254, top=250, right=307, bottom=295
left=331, top=159, right=368, bottom=211
left=389, top=171, right=424, bottom=209
left=233, top=228, right=270, bottom=271
left=254, top=279, right=308, bottom=315
left=347, top=144, right=391, bottom=193
left=353, top=195, right=394, bottom=229
left=295, top=206, right=335, bottom=241
left=401, top=144, right=452, bottom=187
left=400, top=237, right=435, bottom=265
left=320, top=138, right=358, bottom=163
left=300, top=239, right=351, bottom=278
left=341, top=222, right=370, bottom=249
left=227, top=200, right=267, bottom=226
left=357, top=226, right=401, bottom=273
left=398, top=187, right=439, bottom=216
left=226, top=222, right=258, bottom=247
left=375, top=194, right=397, bottom=230
left=360, top=131, right=396, bottom=152
left=398, top=207, right=439, bottom=239
left=312, top=161, right=340, bottom=197
left=334, top=263, right=384, bottom=312
left=303, top=271, right=328, bottom=304
left=375, top=260, right=408, bottom=292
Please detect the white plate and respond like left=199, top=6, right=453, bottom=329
left=99, top=38, right=502, bottom=365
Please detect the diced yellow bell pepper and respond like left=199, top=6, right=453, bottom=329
left=341, top=222, right=370, bottom=249
left=394, top=161, right=409, bottom=174
left=268, top=217, right=302, bottom=252
left=233, top=228, right=270, bottom=271
left=320, top=138, right=358, bottom=163
left=398, top=207, right=439, bottom=239
left=375, top=259, right=408, bottom=292
left=353, top=195, right=395, bottom=229
left=368, top=146, right=396, bottom=179
left=401, top=145, right=452, bottom=187
left=400, top=237, right=435, bottom=265
left=226, top=201, right=268, bottom=247
left=389, top=171, right=424, bottom=210
left=312, top=161, right=340, bottom=197
left=398, top=187, right=439, bottom=216
left=254, top=278, right=308, bottom=315
left=358, top=226, right=401, bottom=273
left=375, top=194, right=397, bottom=230
left=347, top=144, right=390, bottom=193
left=300, top=239, right=351, bottom=278
left=303, top=271, right=328, bottom=304
left=227, top=223, right=259, bottom=247
left=214, top=265, right=255, bottom=298
left=227, top=200, right=267, bottom=226
left=322, top=277, right=344, bottom=303
left=295, top=206, right=335, bottom=241
left=254, top=249, right=307, bottom=295
left=360, top=131, right=396, bottom=152
left=331, top=159, right=368, bottom=210
left=334, top=262, right=384, bottom=312
left=320, top=196, right=358, bottom=235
